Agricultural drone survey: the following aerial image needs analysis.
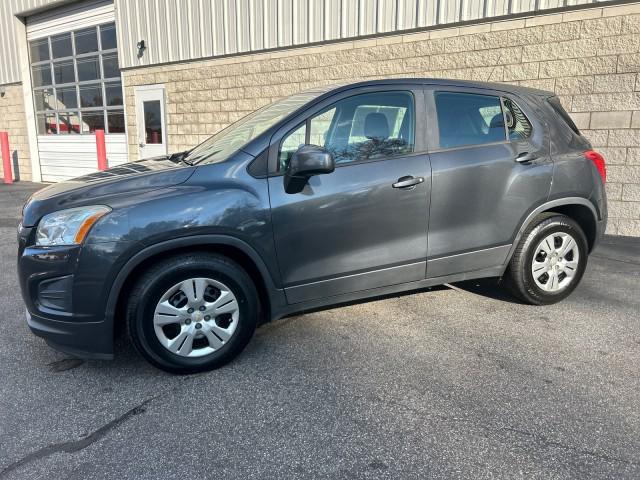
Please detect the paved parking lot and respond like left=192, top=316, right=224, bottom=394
left=1, top=182, right=639, bottom=480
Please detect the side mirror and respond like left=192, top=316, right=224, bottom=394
left=284, top=145, right=335, bottom=194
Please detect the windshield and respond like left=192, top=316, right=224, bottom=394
left=185, top=90, right=324, bottom=165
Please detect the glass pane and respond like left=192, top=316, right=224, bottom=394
left=279, top=123, right=306, bottom=171
left=58, top=112, right=81, bottom=134
left=105, top=82, right=123, bottom=106
left=312, top=92, right=414, bottom=165
left=32, top=64, right=52, bottom=87
left=77, top=56, right=100, bottom=81
left=36, top=113, right=57, bottom=134
left=504, top=98, right=533, bottom=141
left=51, top=33, right=73, bottom=58
left=30, top=38, right=49, bottom=63
left=53, top=60, right=75, bottom=84
left=79, top=85, right=103, bottom=108
left=74, top=27, right=99, bottom=54
left=102, top=53, right=119, bottom=78
left=81, top=111, right=105, bottom=133
left=309, top=108, right=336, bottom=146
left=434, top=92, right=506, bottom=149
left=107, top=110, right=125, bottom=133
left=143, top=100, right=162, bottom=144
left=100, top=23, right=117, bottom=50
left=56, top=86, right=78, bottom=109
left=34, top=89, right=55, bottom=111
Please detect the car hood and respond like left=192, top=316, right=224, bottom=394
left=22, top=155, right=196, bottom=227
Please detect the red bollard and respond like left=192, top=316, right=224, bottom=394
left=1, top=131, right=12, bottom=184
left=95, top=129, right=107, bottom=171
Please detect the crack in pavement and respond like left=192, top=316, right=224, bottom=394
left=0, top=395, right=159, bottom=478
left=591, top=254, right=640, bottom=267
left=499, top=427, right=640, bottom=468
left=370, top=395, right=639, bottom=469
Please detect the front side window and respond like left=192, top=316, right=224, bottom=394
left=29, top=22, right=124, bottom=135
left=503, top=98, right=533, bottom=141
left=279, top=91, right=415, bottom=171
left=434, top=92, right=506, bottom=149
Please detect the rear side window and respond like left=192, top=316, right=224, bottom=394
left=503, top=98, right=533, bottom=141
left=547, top=96, right=580, bottom=134
left=434, top=92, right=506, bottom=149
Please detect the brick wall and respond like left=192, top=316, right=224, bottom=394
left=0, top=83, right=30, bottom=181
left=123, top=2, right=640, bottom=236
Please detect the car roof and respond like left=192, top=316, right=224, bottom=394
left=311, top=78, right=554, bottom=98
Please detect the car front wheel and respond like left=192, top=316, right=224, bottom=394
left=504, top=213, right=589, bottom=305
left=126, top=253, right=259, bottom=374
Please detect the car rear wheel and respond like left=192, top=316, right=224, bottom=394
left=504, top=213, right=588, bottom=305
left=127, top=253, right=259, bottom=374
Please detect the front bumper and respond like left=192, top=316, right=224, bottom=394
left=17, top=224, right=130, bottom=360
left=26, top=310, right=114, bottom=360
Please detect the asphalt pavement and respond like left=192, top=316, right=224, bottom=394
left=1, top=182, right=639, bottom=479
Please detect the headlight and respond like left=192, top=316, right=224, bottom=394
left=36, top=205, right=111, bottom=246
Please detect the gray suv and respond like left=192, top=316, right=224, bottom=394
left=18, top=79, right=607, bottom=373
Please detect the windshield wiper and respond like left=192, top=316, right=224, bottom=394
left=169, top=150, right=193, bottom=165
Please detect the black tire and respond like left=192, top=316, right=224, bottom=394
left=126, top=253, right=259, bottom=374
left=503, top=213, right=588, bottom=305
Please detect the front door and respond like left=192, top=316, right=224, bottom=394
left=425, top=87, right=553, bottom=278
left=268, top=89, right=431, bottom=304
left=135, top=85, right=167, bottom=159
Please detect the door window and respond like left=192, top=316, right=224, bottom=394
left=503, top=98, right=533, bottom=141
left=278, top=91, right=414, bottom=171
left=434, top=92, right=506, bottom=149
left=143, top=100, right=163, bottom=144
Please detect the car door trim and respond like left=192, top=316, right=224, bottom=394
left=426, top=244, right=511, bottom=278
left=284, top=261, right=426, bottom=304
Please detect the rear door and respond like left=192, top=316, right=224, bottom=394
left=268, top=87, right=431, bottom=304
left=425, top=86, right=552, bottom=278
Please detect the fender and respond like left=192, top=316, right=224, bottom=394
left=503, top=196, right=599, bottom=269
left=104, top=234, right=285, bottom=325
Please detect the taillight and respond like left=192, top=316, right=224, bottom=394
left=584, top=150, right=606, bottom=183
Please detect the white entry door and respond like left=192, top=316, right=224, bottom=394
left=135, top=85, right=167, bottom=159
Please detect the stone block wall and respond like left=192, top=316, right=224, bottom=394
left=123, top=2, right=640, bottom=236
left=0, top=83, right=30, bottom=182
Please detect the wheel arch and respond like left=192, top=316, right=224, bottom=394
left=505, top=197, right=599, bottom=268
left=106, top=235, right=281, bottom=338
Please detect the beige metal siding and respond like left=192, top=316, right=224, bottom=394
left=0, top=0, right=67, bottom=85
left=0, top=0, right=629, bottom=85
left=112, top=0, right=619, bottom=69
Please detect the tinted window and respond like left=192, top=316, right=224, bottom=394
left=279, top=91, right=414, bottom=170
left=74, top=27, right=99, bottom=54
left=434, top=92, right=506, bottom=149
left=100, top=23, right=117, bottom=50
left=30, top=38, right=49, bottom=63
left=29, top=25, right=123, bottom=136
left=102, top=54, right=119, bottom=78
left=279, top=123, right=306, bottom=169
left=50, top=33, right=72, bottom=58
left=503, top=98, right=532, bottom=140
left=77, top=56, right=101, bottom=81
left=53, top=60, right=75, bottom=84
left=32, top=65, right=52, bottom=87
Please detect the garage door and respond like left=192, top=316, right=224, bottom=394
left=27, top=0, right=128, bottom=182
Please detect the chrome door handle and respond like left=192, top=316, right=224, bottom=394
left=139, top=142, right=145, bottom=148
left=515, top=152, right=537, bottom=163
left=392, top=176, right=424, bottom=189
